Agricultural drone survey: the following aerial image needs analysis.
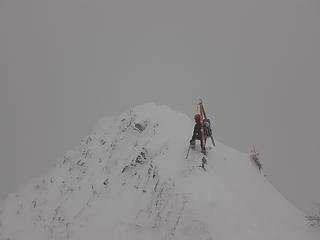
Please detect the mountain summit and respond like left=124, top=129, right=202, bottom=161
left=0, top=103, right=318, bottom=240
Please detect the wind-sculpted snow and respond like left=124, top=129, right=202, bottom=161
left=0, top=103, right=319, bottom=240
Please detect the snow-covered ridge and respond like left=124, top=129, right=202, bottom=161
left=0, top=103, right=318, bottom=240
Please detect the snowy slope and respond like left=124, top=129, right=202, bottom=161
left=0, top=103, right=318, bottom=240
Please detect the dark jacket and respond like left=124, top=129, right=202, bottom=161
left=191, top=121, right=202, bottom=141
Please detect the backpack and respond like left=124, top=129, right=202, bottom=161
left=202, top=119, right=212, bottom=137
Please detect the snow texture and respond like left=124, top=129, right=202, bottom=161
left=0, top=103, right=318, bottom=240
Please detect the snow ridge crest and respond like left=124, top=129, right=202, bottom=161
left=0, top=103, right=318, bottom=240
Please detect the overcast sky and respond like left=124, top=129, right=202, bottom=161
left=1, top=0, right=320, bottom=214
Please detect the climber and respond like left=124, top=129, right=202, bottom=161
left=190, top=114, right=206, bottom=154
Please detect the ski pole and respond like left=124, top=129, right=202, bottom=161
left=185, top=144, right=191, bottom=159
